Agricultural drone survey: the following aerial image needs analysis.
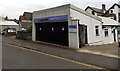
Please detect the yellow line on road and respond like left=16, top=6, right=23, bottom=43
left=5, top=43, right=104, bottom=69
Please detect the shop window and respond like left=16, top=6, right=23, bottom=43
left=104, top=29, right=108, bottom=37
left=95, top=26, right=99, bottom=36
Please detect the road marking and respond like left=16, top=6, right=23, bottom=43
left=4, top=43, right=104, bottom=69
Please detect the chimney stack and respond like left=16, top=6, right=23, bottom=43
left=102, top=4, right=106, bottom=13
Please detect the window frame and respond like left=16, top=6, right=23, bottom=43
left=95, top=26, right=99, bottom=36
left=104, top=29, right=109, bottom=37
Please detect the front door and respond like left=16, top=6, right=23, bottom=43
left=79, top=24, right=88, bottom=48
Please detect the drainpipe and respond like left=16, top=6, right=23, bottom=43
left=78, top=20, right=81, bottom=48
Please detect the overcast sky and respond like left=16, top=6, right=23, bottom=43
left=0, top=0, right=119, bottom=19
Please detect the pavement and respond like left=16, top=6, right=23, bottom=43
left=77, top=43, right=119, bottom=58
left=2, top=36, right=119, bottom=69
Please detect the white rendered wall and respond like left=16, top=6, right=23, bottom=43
left=102, top=26, right=114, bottom=44
left=114, top=5, right=119, bottom=22
left=85, top=8, right=93, bottom=14
left=70, top=9, right=103, bottom=45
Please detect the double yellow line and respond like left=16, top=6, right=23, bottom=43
left=4, top=43, right=104, bottom=69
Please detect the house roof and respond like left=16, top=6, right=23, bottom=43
left=85, top=6, right=103, bottom=14
left=23, top=12, right=32, bottom=20
left=0, top=20, right=18, bottom=26
left=19, top=12, right=32, bottom=21
left=91, top=7, right=103, bottom=13
left=99, top=16, right=119, bottom=26
left=102, top=3, right=120, bottom=16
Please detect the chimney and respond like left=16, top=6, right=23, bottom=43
left=4, top=16, right=8, bottom=20
left=102, top=4, right=106, bottom=13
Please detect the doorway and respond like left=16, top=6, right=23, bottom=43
left=36, top=21, right=69, bottom=46
left=79, top=24, right=88, bottom=48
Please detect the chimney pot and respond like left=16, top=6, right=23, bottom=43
left=102, top=4, right=106, bottom=13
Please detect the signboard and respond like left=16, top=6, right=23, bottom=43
left=69, top=25, right=77, bottom=33
left=34, top=15, right=68, bottom=23
left=69, top=25, right=77, bottom=29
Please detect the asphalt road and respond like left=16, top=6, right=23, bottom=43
left=2, top=36, right=118, bottom=69
left=2, top=43, right=96, bottom=69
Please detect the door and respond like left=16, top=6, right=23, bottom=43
left=79, top=24, right=87, bottom=48
left=36, top=21, right=68, bottom=46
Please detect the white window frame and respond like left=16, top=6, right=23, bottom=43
left=104, top=29, right=109, bottom=37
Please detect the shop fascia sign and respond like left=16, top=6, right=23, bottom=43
left=34, top=15, right=68, bottom=23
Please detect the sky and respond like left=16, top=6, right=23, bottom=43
left=0, top=0, right=119, bottom=19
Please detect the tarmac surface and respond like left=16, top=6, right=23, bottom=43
left=2, top=36, right=119, bottom=69
left=3, top=43, right=96, bottom=69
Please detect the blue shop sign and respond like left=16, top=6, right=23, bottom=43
left=69, top=25, right=77, bottom=29
left=34, top=15, right=68, bottom=23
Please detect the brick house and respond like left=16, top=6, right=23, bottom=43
left=19, top=12, right=32, bottom=30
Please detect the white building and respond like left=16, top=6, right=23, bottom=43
left=102, top=3, right=120, bottom=23
left=99, top=16, right=119, bottom=44
left=85, top=3, right=120, bottom=24
left=0, top=20, right=19, bottom=34
left=32, top=4, right=103, bottom=49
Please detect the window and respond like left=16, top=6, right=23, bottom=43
left=95, top=26, right=99, bottom=36
left=104, top=29, right=108, bottom=37
left=8, top=28, right=16, bottom=32
left=118, top=30, right=120, bottom=35
left=111, top=10, right=113, bottom=13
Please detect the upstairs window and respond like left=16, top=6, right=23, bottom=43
left=111, top=10, right=113, bottom=13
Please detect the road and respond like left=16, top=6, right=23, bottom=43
left=2, top=36, right=118, bottom=69
left=2, top=43, right=97, bottom=69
